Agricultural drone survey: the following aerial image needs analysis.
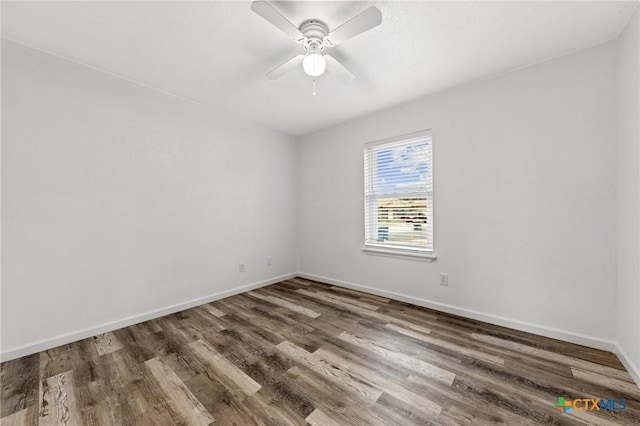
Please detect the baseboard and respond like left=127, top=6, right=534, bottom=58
left=614, top=343, right=640, bottom=388
left=0, top=273, right=296, bottom=362
left=3, top=271, right=623, bottom=367
left=297, top=272, right=616, bottom=352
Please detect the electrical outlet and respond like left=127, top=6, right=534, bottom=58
left=239, top=263, right=246, bottom=273
left=267, top=257, right=273, bottom=266
left=440, top=273, right=449, bottom=286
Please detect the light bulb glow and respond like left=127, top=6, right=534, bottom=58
left=303, top=53, right=326, bottom=77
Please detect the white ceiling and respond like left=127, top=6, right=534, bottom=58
left=2, top=1, right=637, bottom=136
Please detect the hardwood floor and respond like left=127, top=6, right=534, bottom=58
left=2, top=277, right=639, bottom=425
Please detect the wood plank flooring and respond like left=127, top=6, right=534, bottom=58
left=2, top=277, right=640, bottom=425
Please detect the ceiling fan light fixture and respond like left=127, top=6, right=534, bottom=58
left=303, top=53, right=326, bottom=77
left=252, top=2, right=382, bottom=83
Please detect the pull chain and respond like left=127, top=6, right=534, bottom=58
left=312, top=79, right=316, bottom=96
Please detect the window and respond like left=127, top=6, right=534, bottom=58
left=364, top=130, right=434, bottom=259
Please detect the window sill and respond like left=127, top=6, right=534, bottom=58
left=362, top=245, right=437, bottom=262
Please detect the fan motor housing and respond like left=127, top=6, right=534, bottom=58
left=300, top=20, right=328, bottom=52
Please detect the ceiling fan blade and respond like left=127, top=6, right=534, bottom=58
left=324, top=6, right=382, bottom=47
left=266, top=54, right=305, bottom=79
left=251, top=1, right=305, bottom=43
left=324, top=55, right=356, bottom=84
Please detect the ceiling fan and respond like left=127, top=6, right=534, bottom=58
left=251, top=1, right=382, bottom=85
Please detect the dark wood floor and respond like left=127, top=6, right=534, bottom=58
left=2, top=278, right=639, bottom=425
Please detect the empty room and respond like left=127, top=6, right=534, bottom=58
left=2, top=0, right=640, bottom=424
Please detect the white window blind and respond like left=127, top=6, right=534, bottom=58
left=364, top=130, right=433, bottom=257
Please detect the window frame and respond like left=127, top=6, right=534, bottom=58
left=363, top=129, right=436, bottom=261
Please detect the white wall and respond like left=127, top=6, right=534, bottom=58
left=1, top=40, right=298, bottom=359
left=298, top=42, right=618, bottom=347
left=2, top=25, right=634, bottom=363
left=616, top=7, right=640, bottom=380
